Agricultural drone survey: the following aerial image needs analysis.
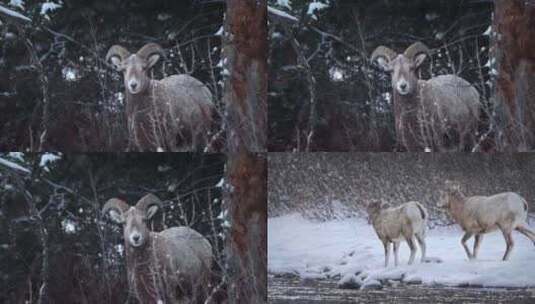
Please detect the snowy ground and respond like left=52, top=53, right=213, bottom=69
left=268, top=213, right=535, bottom=288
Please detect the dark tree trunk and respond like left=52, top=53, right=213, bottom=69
left=494, top=0, right=535, bottom=151
left=226, top=152, right=267, bottom=303
left=223, top=0, right=268, bottom=152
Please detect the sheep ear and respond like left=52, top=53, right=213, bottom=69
left=102, top=198, right=128, bottom=224
left=108, top=209, right=125, bottom=224
left=146, top=54, right=160, bottom=69
left=413, top=53, right=427, bottom=68
left=146, top=205, right=159, bottom=219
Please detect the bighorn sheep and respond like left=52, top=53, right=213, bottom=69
left=106, top=43, right=214, bottom=151
left=366, top=200, right=427, bottom=267
left=370, top=42, right=480, bottom=151
left=439, top=183, right=535, bottom=261
left=102, top=194, right=213, bottom=303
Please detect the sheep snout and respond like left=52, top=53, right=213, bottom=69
left=128, top=229, right=143, bottom=247
left=396, top=77, right=410, bottom=95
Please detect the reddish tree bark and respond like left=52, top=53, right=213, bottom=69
left=494, top=0, right=535, bottom=151
left=226, top=152, right=267, bottom=303
left=223, top=0, right=268, bottom=152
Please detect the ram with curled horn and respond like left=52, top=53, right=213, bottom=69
left=371, top=41, right=480, bottom=151
left=106, top=43, right=215, bottom=151
left=102, top=193, right=213, bottom=303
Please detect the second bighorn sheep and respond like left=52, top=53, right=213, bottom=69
left=366, top=200, right=427, bottom=267
left=106, top=43, right=214, bottom=152
left=102, top=194, right=213, bottom=303
left=371, top=42, right=480, bottom=152
left=439, top=183, right=535, bottom=261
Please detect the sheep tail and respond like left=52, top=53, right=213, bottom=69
left=415, top=202, right=427, bottom=220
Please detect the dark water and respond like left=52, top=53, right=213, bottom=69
left=269, top=276, right=535, bottom=304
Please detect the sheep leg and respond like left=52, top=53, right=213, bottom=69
left=458, top=130, right=466, bottom=152
left=461, top=232, right=474, bottom=260
left=473, top=234, right=483, bottom=259
left=415, top=233, right=426, bottom=263
left=515, top=225, right=535, bottom=245
left=501, top=229, right=514, bottom=261
left=393, top=241, right=400, bottom=266
left=406, top=237, right=417, bottom=265
left=383, top=241, right=391, bottom=267
left=191, top=129, right=198, bottom=151
left=462, top=128, right=474, bottom=152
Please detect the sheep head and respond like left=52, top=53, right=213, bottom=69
left=102, top=194, right=163, bottom=248
left=106, top=43, right=165, bottom=95
left=438, top=181, right=464, bottom=209
left=365, top=200, right=385, bottom=223
left=371, top=42, right=430, bottom=96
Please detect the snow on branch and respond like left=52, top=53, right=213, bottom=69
left=0, top=157, right=31, bottom=173
left=268, top=6, right=298, bottom=23
left=0, top=4, right=31, bottom=23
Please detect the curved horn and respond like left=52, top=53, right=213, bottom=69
left=136, top=43, right=165, bottom=68
left=136, top=193, right=163, bottom=220
left=371, top=46, right=396, bottom=71
left=106, top=45, right=130, bottom=71
left=102, top=198, right=130, bottom=224
left=371, top=46, right=396, bottom=63
left=106, top=45, right=130, bottom=63
left=404, top=42, right=431, bottom=67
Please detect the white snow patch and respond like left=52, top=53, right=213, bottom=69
left=382, top=92, right=391, bottom=103
left=217, top=209, right=228, bottom=220
left=269, top=213, right=535, bottom=288
left=62, top=218, right=77, bottom=234
left=329, top=67, right=344, bottom=82
left=268, top=6, right=298, bottom=22
left=40, top=1, right=62, bottom=16
left=115, top=92, right=124, bottom=104
left=307, top=1, right=329, bottom=16
left=272, top=31, right=283, bottom=39
left=483, top=25, right=492, bottom=36
left=62, top=66, right=78, bottom=82
left=9, top=0, right=25, bottom=9
left=115, top=244, right=124, bottom=256
left=0, top=4, right=31, bottom=22
left=40, top=153, right=61, bottom=168
left=276, top=0, right=291, bottom=9
left=484, top=58, right=495, bottom=68
left=8, top=152, right=24, bottom=161
left=214, top=26, right=224, bottom=36
left=0, top=157, right=30, bottom=173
